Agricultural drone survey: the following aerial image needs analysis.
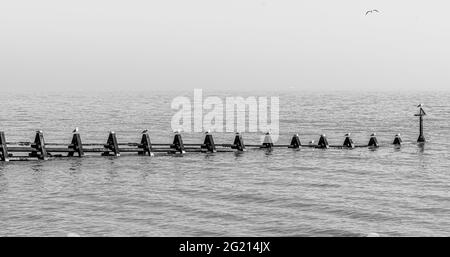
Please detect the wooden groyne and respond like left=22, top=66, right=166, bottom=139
left=0, top=130, right=412, bottom=162
left=0, top=106, right=427, bottom=162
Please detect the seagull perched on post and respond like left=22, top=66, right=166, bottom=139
left=72, top=127, right=79, bottom=134
left=365, top=9, right=379, bottom=15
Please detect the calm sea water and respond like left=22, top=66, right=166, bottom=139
left=0, top=90, right=449, bottom=237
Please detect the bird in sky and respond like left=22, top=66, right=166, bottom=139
left=366, top=9, right=379, bottom=15
left=72, top=127, right=79, bottom=133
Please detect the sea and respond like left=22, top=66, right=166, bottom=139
left=0, top=90, right=449, bottom=236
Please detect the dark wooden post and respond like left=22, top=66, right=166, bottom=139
left=138, top=132, right=154, bottom=156
left=318, top=134, right=329, bottom=149
left=343, top=133, right=355, bottom=148
left=170, top=133, right=185, bottom=154
left=68, top=133, right=84, bottom=157
left=0, top=132, right=9, bottom=162
left=231, top=132, right=245, bottom=151
left=30, top=131, right=48, bottom=160
left=102, top=131, right=120, bottom=156
left=289, top=134, right=301, bottom=149
left=368, top=133, right=379, bottom=147
left=415, top=106, right=426, bottom=143
left=393, top=134, right=402, bottom=145
left=201, top=133, right=217, bottom=153
left=261, top=132, right=273, bottom=148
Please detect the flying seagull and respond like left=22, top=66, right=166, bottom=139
left=366, top=9, right=379, bottom=15
left=72, top=127, right=79, bottom=133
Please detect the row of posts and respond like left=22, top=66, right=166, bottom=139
left=0, top=130, right=409, bottom=162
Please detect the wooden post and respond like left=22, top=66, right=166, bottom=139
left=30, top=131, right=48, bottom=160
left=393, top=134, right=402, bottom=146
left=261, top=132, right=273, bottom=148
left=138, top=132, right=154, bottom=156
left=368, top=133, right=379, bottom=147
left=289, top=134, right=301, bottom=149
left=102, top=131, right=120, bottom=156
left=231, top=132, right=245, bottom=151
left=0, top=132, right=9, bottom=162
left=170, top=133, right=185, bottom=154
left=415, top=107, right=426, bottom=143
left=201, top=133, right=217, bottom=153
left=343, top=134, right=355, bottom=148
left=68, top=133, right=84, bottom=157
left=318, top=134, right=329, bottom=149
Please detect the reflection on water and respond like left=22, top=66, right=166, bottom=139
left=0, top=91, right=449, bottom=236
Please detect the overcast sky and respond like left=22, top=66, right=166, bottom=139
left=1, top=0, right=449, bottom=91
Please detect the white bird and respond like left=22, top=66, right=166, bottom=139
left=396, top=133, right=401, bottom=137
left=205, top=129, right=211, bottom=134
left=110, top=130, right=115, bottom=134
left=72, top=127, right=79, bottom=133
left=365, top=9, right=379, bottom=15
left=36, top=130, right=43, bottom=133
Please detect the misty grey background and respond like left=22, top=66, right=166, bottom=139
left=1, top=0, right=449, bottom=92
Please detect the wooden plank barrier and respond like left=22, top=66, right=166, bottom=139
left=0, top=123, right=425, bottom=162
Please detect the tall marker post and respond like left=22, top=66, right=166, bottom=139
left=415, top=104, right=426, bottom=143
